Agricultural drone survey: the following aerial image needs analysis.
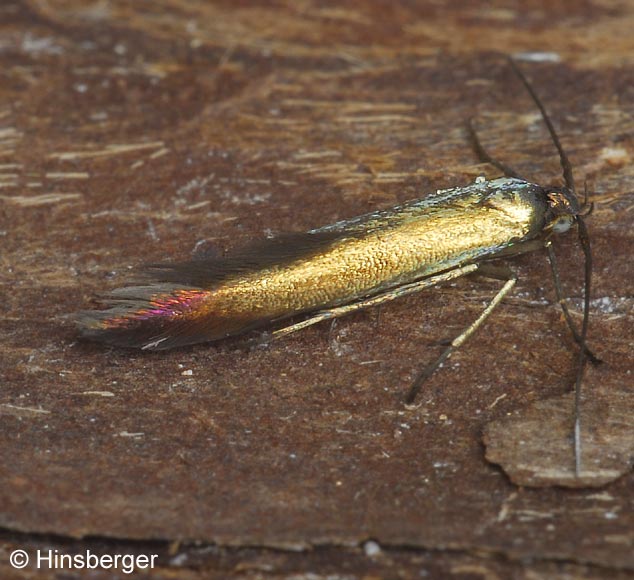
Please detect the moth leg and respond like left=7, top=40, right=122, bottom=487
left=478, top=240, right=599, bottom=364
left=467, top=118, right=524, bottom=180
left=270, top=264, right=479, bottom=341
left=545, top=241, right=601, bottom=365
left=405, top=275, right=517, bottom=404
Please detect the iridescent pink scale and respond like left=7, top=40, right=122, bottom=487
left=101, top=289, right=208, bottom=329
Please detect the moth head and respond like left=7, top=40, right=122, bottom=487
left=545, top=187, right=580, bottom=234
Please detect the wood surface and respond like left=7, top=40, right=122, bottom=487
left=1, top=0, right=634, bottom=578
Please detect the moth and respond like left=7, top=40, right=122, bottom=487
left=78, top=60, right=595, bottom=473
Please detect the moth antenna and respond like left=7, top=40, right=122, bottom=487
left=581, top=180, right=595, bottom=215
left=508, top=57, right=576, bottom=195
left=466, top=118, right=524, bottom=180
left=574, top=216, right=593, bottom=476
left=510, top=57, right=593, bottom=477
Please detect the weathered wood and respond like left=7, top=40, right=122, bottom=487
left=1, top=0, right=633, bottom=577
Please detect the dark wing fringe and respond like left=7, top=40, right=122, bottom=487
left=78, top=312, right=264, bottom=350
left=77, top=283, right=274, bottom=350
left=145, top=230, right=349, bottom=287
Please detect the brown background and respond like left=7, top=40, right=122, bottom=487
left=1, top=0, right=633, bottom=578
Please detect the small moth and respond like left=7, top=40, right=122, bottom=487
left=78, top=60, right=595, bottom=473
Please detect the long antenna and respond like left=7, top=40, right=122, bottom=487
left=508, top=58, right=576, bottom=195
left=574, top=217, right=592, bottom=476
left=509, top=57, right=592, bottom=477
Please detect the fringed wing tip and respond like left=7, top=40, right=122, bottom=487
left=75, top=284, right=261, bottom=351
left=74, top=284, right=204, bottom=350
left=76, top=310, right=212, bottom=351
left=75, top=309, right=159, bottom=350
